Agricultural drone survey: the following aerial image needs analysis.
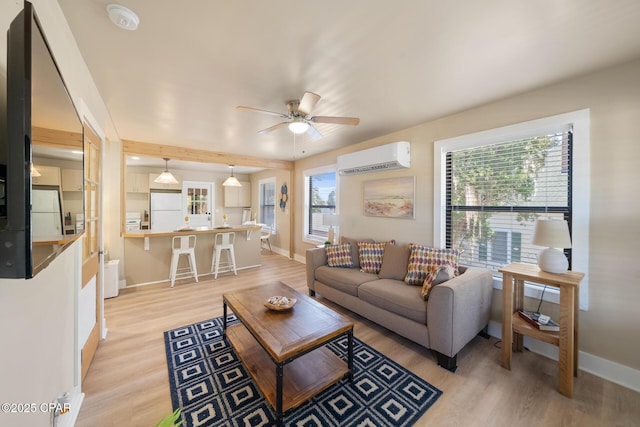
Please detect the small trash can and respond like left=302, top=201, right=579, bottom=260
left=104, top=259, right=120, bottom=298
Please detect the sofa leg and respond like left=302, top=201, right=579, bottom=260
left=434, top=351, right=457, bottom=372
left=309, top=289, right=316, bottom=297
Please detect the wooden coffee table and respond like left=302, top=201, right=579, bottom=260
left=223, top=282, right=354, bottom=426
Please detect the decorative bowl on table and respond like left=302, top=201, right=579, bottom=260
left=264, top=295, right=297, bottom=311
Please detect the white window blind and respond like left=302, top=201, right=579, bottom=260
left=446, top=129, right=572, bottom=271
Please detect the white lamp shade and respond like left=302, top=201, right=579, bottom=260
left=532, top=219, right=571, bottom=248
left=532, top=219, right=571, bottom=274
left=222, top=175, right=242, bottom=187
left=154, top=170, right=178, bottom=184
left=322, top=214, right=339, bottom=227
left=222, top=165, right=242, bottom=187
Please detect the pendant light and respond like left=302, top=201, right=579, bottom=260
left=222, top=165, right=242, bottom=187
left=154, top=158, right=179, bottom=184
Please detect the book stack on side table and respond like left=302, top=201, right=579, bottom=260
left=518, top=310, right=560, bottom=331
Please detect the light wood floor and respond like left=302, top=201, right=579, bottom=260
left=76, top=252, right=639, bottom=427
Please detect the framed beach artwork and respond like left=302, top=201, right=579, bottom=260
left=363, top=176, right=415, bottom=219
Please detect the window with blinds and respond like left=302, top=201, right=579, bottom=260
left=446, top=129, right=572, bottom=272
left=305, top=171, right=336, bottom=240
left=259, top=180, right=275, bottom=230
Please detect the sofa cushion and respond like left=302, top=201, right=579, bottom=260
left=358, top=279, right=428, bottom=324
left=325, top=243, right=353, bottom=268
left=405, top=244, right=461, bottom=285
left=315, top=265, right=378, bottom=297
left=358, top=242, right=388, bottom=274
left=340, top=236, right=374, bottom=269
left=378, top=244, right=410, bottom=280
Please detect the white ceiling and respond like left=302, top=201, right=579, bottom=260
left=57, top=0, right=640, bottom=165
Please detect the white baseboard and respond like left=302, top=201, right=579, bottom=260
left=487, top=320, right=640, bottom=392
left=56, top=389, right=84, bottom=427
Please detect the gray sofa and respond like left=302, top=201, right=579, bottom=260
left=306, top=244, right=493, bottom=371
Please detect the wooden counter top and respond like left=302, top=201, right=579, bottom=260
left=123, top=224, right=262, bottom=238
left=33, top=234, right=81, bottom=246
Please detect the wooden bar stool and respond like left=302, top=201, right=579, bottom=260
left=169, top=235, right=198, bottom=287
left=211, top=232, right=237, bottom=279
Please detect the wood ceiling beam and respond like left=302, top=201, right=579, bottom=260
left=32, top=126, right=83, bottom=149
left=122, top=139, right=294, bottom=170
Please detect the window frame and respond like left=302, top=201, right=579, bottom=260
left=303, top=165, right=338, bottom=243
left=258, top=177, right=276, bottom=233
left=434, top=110, right=590, bottom=309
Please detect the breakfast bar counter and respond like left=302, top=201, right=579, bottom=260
left=123, top=225, right=262, bottom=286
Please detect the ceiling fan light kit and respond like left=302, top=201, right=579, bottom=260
left=106, top=4, right=140, bottom=31
left=237, top=91, right=360, bottom=140
left=288, top=118, right=310, bottom=134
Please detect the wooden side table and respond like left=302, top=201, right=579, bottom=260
left=499, top=262, right=584, bottom=397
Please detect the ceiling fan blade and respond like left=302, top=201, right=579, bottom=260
left=237, top=105, right=289, bottom=119
left=311, top=116, right=360, bottom=126
left=306, top=123, right=322, bottom=140
left=257, top=122, right=289, bottom=134
left=298, top=91, right=321, bottom=116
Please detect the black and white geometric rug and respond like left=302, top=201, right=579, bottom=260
left=164, top=315, right=442, bottom=427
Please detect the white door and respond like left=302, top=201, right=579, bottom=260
left=183, top=181, right=213, bottom=228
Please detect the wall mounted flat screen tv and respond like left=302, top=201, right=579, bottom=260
left=1, top=1, right=84, bottom=279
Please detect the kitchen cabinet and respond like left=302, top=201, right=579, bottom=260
left=126, top=172, right=150, bottom=193
left=61, top=168, right=83, bottom=191
left=149, top=173, right=182, bottom=191
left=224, top=181, right=251, bottom=207
left=32, top=165, right=60, bottom=186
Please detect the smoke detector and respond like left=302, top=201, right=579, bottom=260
left=106, top=4, right=140, bottom=31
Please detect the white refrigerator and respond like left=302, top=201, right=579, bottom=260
left=32, top=188, right=63, bottom=237
left=150, top=192, right=183, bottom=231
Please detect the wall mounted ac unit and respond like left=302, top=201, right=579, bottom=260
left=337, top=141, right=410, bottom=175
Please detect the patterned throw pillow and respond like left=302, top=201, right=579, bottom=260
left=358, top=242, right=387, bottom=274
left=420, top=264, right=440, bottom=300
left=405, top=243, right=460, bottom=285
left=421, top=264, right=456, bottom=300
left=325, top=243, right=354, bottom=268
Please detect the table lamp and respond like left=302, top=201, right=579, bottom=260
left=322, top=214, right=339, bottom=244
left=532, top=218, right=572, bottom=274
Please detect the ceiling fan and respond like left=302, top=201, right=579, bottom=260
left=237, top=91, right=360, bottom=140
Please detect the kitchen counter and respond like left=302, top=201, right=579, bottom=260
left=123, top=224, right=262, bottom=239
left=123, top=224, right=263, bottom=286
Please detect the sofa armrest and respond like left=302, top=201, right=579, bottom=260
left=427, top=267, right=493, bottom=358
left=306, top=247, right=327, bottom=291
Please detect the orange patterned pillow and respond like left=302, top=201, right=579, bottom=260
left=405, top=243, right=460, bottom=285
left=325, top=243, right=354, bottom=268
left=421, top=264, right=456, bottom=300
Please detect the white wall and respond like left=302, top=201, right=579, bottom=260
left=0, top=243, right=80, bottom=426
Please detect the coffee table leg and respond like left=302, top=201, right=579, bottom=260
left=348, top=329, right=354, bottom=381
left=276, top=363, right=284, bottom=426
left=222, top=302, right=228, bottom=337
